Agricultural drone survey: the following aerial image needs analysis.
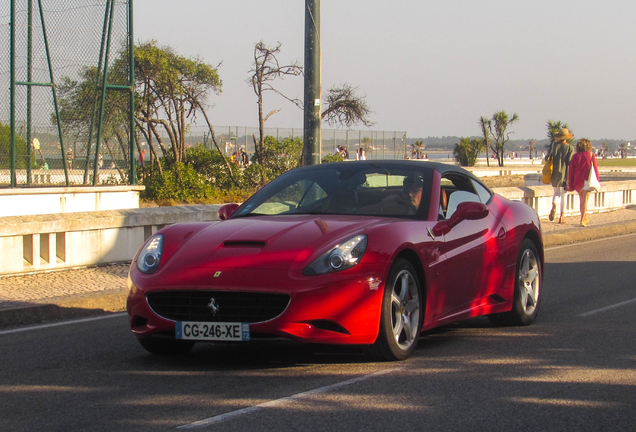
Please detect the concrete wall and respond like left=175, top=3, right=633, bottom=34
left=503, top=179, right=636, bottom=219
left=0, top=205, right=222, bottom=275
left=0, top=185, right=144, bottom=217
left=0, top=180, right=635, bottom=276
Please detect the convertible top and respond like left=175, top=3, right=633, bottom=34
left=232, top=160, right=490, bottom=221
left=296, top=159, right=477, bottom=178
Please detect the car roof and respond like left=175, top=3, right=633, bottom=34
left=295, top=160, right=476, bottom=178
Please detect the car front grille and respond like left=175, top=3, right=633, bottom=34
left=146, top=290, right=290, bottom=323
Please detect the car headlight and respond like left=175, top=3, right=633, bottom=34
left=303, top=235, right=367, bottom=276
left=136, top=234, right=164, bottom=274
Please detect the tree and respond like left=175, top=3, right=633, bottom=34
left=619, top=143, right=629, bottom=158
left=248, top=41, right=303, bottom=167
left=56, top=55, right=132, bottom=182
left=410, top=140, right=425, bottom=159
left=241, top=136, right=304, bottom=187
left=135, top=41, right=223, bottom=164
left=321, top=84, right=374, bottom=128
left=482, top=110, right=519, bottom=167
left=526, top=140, right=537, bottom=160
left=453, top=137, right=484, bottom=166
left=478, top=116, right=492, bottom=167
left=248, top=42, right=374, bottom=170
left=546, top=120, right=572, bottom=155
left=260, top=135, right=303, bottom=178
left=601, top=142, right=609, bottom=159
left=0, top=121, right=31, bottom=169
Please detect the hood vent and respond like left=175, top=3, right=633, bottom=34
left=223, top=240, right=266, bottom=248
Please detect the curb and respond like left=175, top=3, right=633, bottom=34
left=543, top=220, right=636, bottom=247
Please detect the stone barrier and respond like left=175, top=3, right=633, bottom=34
left=0, top=185, right=144, bottom=217
left=0, top=205, right=222, bottom=275
left=0, top=180, right=635, bottom=276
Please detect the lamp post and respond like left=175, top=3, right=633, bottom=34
left=303, top=0, right=321, bottom=165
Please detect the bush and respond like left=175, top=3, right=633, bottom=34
left=0, top=121, right=33, bottom=169
left=260, top=136, right=303, bottom=179
left=186, top=144, right=238, bottom=189
left=453, top=137, right=484, bottom=166
left=321, top=153, right=343, bottom=163
left=142, top=162, right=214, bottom=202
left=141, top=137, right=302, bottom=204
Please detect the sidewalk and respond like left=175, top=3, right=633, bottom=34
left=1, top=206, right=636, bottom=329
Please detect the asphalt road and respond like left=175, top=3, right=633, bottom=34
left=1, top=235, right=635, bottom=431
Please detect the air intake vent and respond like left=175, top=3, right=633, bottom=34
left=147, top=290, right=289, bottom=323
left=223, top=241, right=266, bottom=248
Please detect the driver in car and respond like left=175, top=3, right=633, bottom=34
left=358, top=175, right=423, bottom=216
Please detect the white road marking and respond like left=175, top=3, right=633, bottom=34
left=177, top=368, right=404, bottom=429
left=0, top=313, right=127, bottom=336
left=577, top=297, right=636, bottom=317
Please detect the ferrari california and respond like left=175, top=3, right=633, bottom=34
left=127, top=160, right=543, bottom=361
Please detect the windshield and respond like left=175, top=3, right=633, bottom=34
left=232, top=163, right=432, bottom=218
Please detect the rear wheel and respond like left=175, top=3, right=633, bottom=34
left=489, top=239, right=541, bottom=326
left=370, top=258, right=423, bottom=361
left=137, top=337, right=195, bottom=355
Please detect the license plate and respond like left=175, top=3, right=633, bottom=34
left=175, top=321, right=250, bottom=341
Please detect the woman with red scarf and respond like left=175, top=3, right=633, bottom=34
left=568, top=138, right=600, bottom=227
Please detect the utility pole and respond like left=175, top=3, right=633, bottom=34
left=303, top=0, right=321, bottom=165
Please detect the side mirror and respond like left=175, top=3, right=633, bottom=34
left=432, top=201, right=488, bottom=237
left=218, top=203, right=240, bottom=220
left=449, top=201, right=489, bottom=227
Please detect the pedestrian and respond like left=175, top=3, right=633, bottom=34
left=240, top=148, right=248, bottom=166
left=548, top=128, right=574, bottom=224
left=138, top=149, right=146, bottom=166
left=66, top=147, right=73, bottom=169
left=360, top=147, right=367, bottom=160
left=568, top=138, right=600, bottom=227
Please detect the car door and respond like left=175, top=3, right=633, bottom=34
left=433, top=174, right=506, bottom=322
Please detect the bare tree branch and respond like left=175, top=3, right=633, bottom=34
left=248, top=41, right=303, bottom=166
left=321, top=84, right=374, bottom=128
left=263, top=109, right=281, bottom=123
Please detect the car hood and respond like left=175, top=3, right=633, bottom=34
left=160, top=215, right=386, bottom=271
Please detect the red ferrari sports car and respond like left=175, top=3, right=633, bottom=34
left=127, top=160, right=543, bottom=361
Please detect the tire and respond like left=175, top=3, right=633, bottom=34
left=369, top=258, right=423, bottom=361
left=489, top=239, right=541, bottom=326
left=137, top=337, right=195, bottom=355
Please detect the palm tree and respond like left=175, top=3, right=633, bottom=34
left=526, top=139, right=537, bottom=160
left=487, top=110, right=519, bottom=167
left=410, top=140, right=425, bottom=159
left=546, top=120, right=572, bottom=155
left=619, top=143, right=629, bottom=158
left=601, top=142, right=609, bottom=159
left=479, top=116, right=492, bottom=167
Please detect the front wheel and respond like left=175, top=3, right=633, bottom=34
left=369, top=258, right=423, bottom=361
left=489, top=239, right=541, bottom=326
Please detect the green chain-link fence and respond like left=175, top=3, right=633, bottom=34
left=146, top=125, right=408, bottom=162
left=1, top=0, right=134, bottom=187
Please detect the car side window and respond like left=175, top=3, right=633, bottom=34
left=439, top=174, right=481, bottom=220
left=471, top=179, right=493, bottom=204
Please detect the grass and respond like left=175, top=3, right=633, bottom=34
left=597, top=158, right=636, bottom=167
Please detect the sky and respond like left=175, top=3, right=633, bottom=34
left=134, top=0, right=636, bottom=141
